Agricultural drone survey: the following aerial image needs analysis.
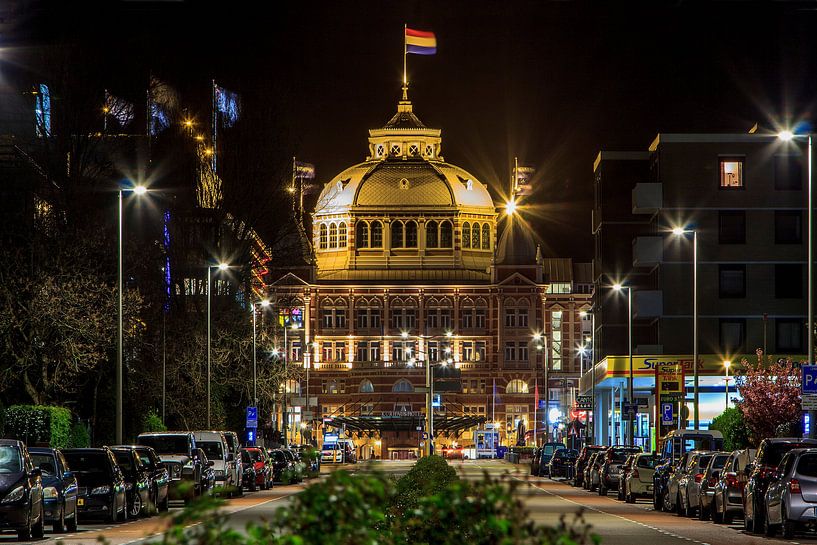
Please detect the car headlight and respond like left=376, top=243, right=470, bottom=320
left=42, top=487, right=59, bottom=500
left=1, top=486, right=24, bottom=504
left=91, top=485, right=111, bottom=495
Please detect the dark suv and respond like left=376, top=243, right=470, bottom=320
left=598, top=446, right=642, bottom=495
left=573, top=445, right=606, bottom=488
left=743, top=437, right=817, bottom=533
left=137, top=432, right=202, bottom=502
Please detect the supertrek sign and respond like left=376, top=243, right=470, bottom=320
left=600, top=355, right=745, bottom=376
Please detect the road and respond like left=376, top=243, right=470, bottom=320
left=6, top=460, right=817, bottom=545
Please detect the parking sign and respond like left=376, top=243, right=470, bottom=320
left=246, top=406, right=258, bottom=428
left=803, top=365, right=817, bottom=394
left=661, top=403, right=674, bottom=425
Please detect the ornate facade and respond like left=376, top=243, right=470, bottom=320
left=269, top=95, right=592, bottom=459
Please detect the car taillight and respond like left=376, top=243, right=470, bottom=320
left=694, top=473, right=704, bottom=483
left=632, top=469, right=639, bottom=479
left=708, top=476, right=718, bottom=487
left=725, top=472, right=738, bottom=487
left=789, top=479, right=801, bottom=494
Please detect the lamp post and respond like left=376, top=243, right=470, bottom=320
left=672, top=227, right=699, bottom=429
left=251, top=300, right=271, bottom=408
left=613, top=284, right=633, bottom=444
left=117, top=184, right=147, bottom=444
left=207, top=262, right=230, bottom=429
left=724, top=360, right=731, bottom=409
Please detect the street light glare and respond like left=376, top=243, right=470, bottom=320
left=261, top=299, right=270, bottom=307
left=401, top=331, right=409, bottom=338
left=218, top=262, right=229, bottom=271
left=505, top=199, right=517, bottom=216
left=779, top=130, right=795, bottom=141
left=672, top=227, right=685, bottom=236
left=133, top=185, right=148, bottom=195
left=612, top=283, right=623, bottom=291
left=724, top=360, right=731, bottom=368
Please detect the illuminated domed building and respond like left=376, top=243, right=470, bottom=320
left=268, top=93, right=592, bottom=459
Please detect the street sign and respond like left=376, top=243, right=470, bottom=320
left=803, top=365, right=817, bottom=394
left=432, top=393, right=442, bottom=408
left=576, top=395, right=592, bottom=409
left=538, top=399, right=547, bottom=409
left=661, top=403, right=674, bottom=425
left=803, top=395, right=817, bottom=411
left=421, top=432, right=429, bottom=440
left=245, top=406, right=258, bottom=428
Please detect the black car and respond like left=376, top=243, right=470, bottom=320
left=573, top=445, right=606, bottom=488
left=240, top=450, right=257, bottom=491
left=743, top=437, right=817, bottom=533
left=133, top=446, right=170, bottom=512
left=549, top=449, right=579, bottom=479
left=598, top=446, right=642, bottom=495
left=111, top=447, right=152, bottom=518
left=197, top=449, right=216, bottom=496
left=268, top=449, right=290, bottom=483
left=62, top=447, right=128, bottom=523
left=537, top=443, right=566, bottom=476
left=281, top=450, right=304, bottom=483
left=29, top=447, right=78, bottom=533
left=0, top=439, right=44, bottom=541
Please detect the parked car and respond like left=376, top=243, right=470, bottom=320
left=743, top=437, right=817, bottom=533
left=764, top=447, right=817, bottom=538
left=62, top=447, right=127, bottom=523
left=653, top=429, right=724, bottom=511
left=291, top=444, right=319, bottom=474
left=268, top=449, right=290, bottom=484
left=137, top=432, right=203, bottom=502
left=573, top=445, right=607, bottom=488
left=194, top=431, right=239, bottom=496
left=132, top=445, right=170, bottom=512
left=616, top=455, right=637, bottom=501
left=549, top=449, right=578, bottom=479
left=321, top=439, right=357, bottom=464
left=281, top=450, right=304, bottom=483
left=221, top=431, right=244, bottom=495
left=537, top=443, right=566, bottom=477
left=712, top=448, right=756, bottom=524
left=240, top=447, right=272, bottom=490
left=623, top=453, right=659, bottom=503
left=586, top=450, right=607, bottom=491
left=658, top=450, right=696, bottom=512
left=530, top=447, right=544, bottom=476
left=677, top=451, right=716, bottom=517
left=598, top=446, right=642, bottom=495
left=0, top=439, right=44, bottom=541
left=28, top=447, right=78, bottom=533
left=196, top=448, right=216, bottom=496
left=696, top=451, right=730, bottom=520
left=111, top=447, right=152, bottom=518
left=240, top=450, right=257, bottom=492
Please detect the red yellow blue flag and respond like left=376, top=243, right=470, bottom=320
left=406, top=28, right=437, bottom=55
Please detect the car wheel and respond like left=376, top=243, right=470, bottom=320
left=598, top=482, right=606, bottom=496
left=626, top=489, right=636, bottom=503
left=32, top=503, right=44, bottom=539
left=53, top=503, right=66, bottom=533
left=781, top=503, right=796, bottom=539
left=130, top=492, right=142, bottom=518
left=17, top=509, right=32, bottom=542
left=66, top=504, right=78, bottom=532
left=723, top=509, right=733, bottom=525
left=743, top=502, right=753, bottom=533
left=653, top=488, right=663, bottom=511
left=118, top=496, right=128, bottom=523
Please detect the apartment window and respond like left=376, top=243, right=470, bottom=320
left=371, top=221, right=383, bottom=247
left=357, top=309, right=369, bottom=329
left=475, top=341, right=486, bottom=362
left=461, top=310, right=474, bottom=329
left=334, top=310, right=346, bottom=328
left=356, top=222, right=369, bottom=248
left=775, top=264, right=803, bottom=299
left=719, top=265, right=746, bottom=298
left=322, top=309, right=333, bottom=329
left=391, top=306, right=416, bottom=330
left=504, top=341, right=516, bottom=361
left=776, top=319, right=804, bottom=353
left=333, top=342, right=345, bottom=362
left=775, top=155, right=803, bottom=190
left=475, top=308, right=486, bottom=328
left=719, top=157, right=744, bottom=189
left=462, top=341, right=474, bottom=361
left=504, top=308, right=516, bottom=328
left=322, top=342, right=334, bottom=362
left=369, top=341, right=380, bottom=361
left=518, top=308, right=529, bottom=328
left=718, top=211, right=746, bottom=244
left=720, top=319, right=745, bottom=353
left=319, top=224, right=328, bottom=248
left=428, top=341, right=439, bottom=362
left=775, top=211, right=803, bottom=244
left=329, top=223, right=338, bottom=248
left=357, top=341, right=369, bottom=361
left=391, top=341, right=414, bottom=362
left=518, top=344, right=529, bottom=361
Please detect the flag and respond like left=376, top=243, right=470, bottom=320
left=35, top=84, right=51, bottom=137
left=214, top=84, right=241, bottom=128
left=104, top=91, right=134, bottom=128
left=515, top=165, right=535, bottom=196
left=534, top=379, right=539, bottom=405
left=294, top=161, right=316, bottom=179
left=406, top=28, right=437, bottom=55
left=148, top=76, right=179, bottom=135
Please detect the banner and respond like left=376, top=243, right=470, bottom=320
left=105, top=91, right=135, bottom=128
left=514, top=165, right=535, bottom=196
left=294, top=161, right=316, bottom=179
left=148, top=76, right=179, bottom=136
left=214, top=84, right=241, bottom=128
left=35, top=84, right=51, bottom=137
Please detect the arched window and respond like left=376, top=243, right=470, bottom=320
left=506, top=379, right=529, bottom=394
left=425, top=145, right=434, bottom=157
left=356, top=221, right=369, bottom=248
left=360, top=379, right=374, bottom=393
left=319, top=224, right=328, bottom=249
left=440, top=220, right=453, bottom=248
left=390, top=144, right=401, bottom=156
left=472, top=223, right=480, bottom=249
left=426, top=221, right=439, bottom=248
left=482, top=224, right=490, bottom=249
left=392, top=379, right=414, bottom=392
left=391, top=221, right=404, bottom=248
left=329, top=223, right=338, bottom=248
left=376, top=144, right=384, bottom=157
left=371, top=220, right=383, bottom=247
left=462, top=222, right=471, bottom=248
left=405, top=220, right=418, bottom=248
left=409, top=144, right=419, bottom=156
left=338, top=222, right=347, bottom=247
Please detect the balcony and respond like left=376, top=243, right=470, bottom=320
left=632, top=236, right=663, bottom=267
left=632, top=183, right=662, bottom=214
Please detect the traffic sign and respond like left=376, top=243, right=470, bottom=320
left=661, top=403, right=674, bottom=425
left=576, top=395, right=592, bottom=410
left=432, top=393, right=442, bottom=408
left=246, top=406, right=258, bottom=428
left=421, top=432, right=429, bottom=440
left=804, top=365, right=817, bottom=394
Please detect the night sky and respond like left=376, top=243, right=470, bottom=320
left=9, top=1, right=817, bottom=258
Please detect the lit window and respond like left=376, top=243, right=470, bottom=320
left=360, top=379, right=374, bottom=393
left=426, top=221, right=438, bottom=248
left=720, top=157, right=744, bottom=189
left=462, top=222, right=471, bottom=248
left=319, top=224, right=327, bottom=249
left=481, top=224, right=490, bottom=249
left=338, top=222, right=347, bottom=247
left=329, top=223, right=338, bottom=248
left=356, top=221, right=369, bottom=248
left=472, top=223, right=480, bottom=249
left=371, top=220, right=383, bottom=247
left=506, top=379, right=529, bottom=393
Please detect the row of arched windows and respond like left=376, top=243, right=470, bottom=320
left=462, top=222, right=491, bottom=250
left=355, top=378, right=526, bottom=394
left=318, top=222, right=348, bottom=250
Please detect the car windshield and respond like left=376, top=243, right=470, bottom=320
left=199, top=442, right=223, bottom=460
left=138, top=435, right=190, bottom=455
left=711, top=455, right=729, bottom=470
left=0, top=446, right=23, bottom=473
left=543, top=444, right=564, bottom=455
left=272, top=451, right=286, bottom=463
left=30, top=453, right=57, bottom=475
left=612, top=449, right=639, bottom=462
left=63, top=451, right=109, bottom=476
left=113, top=451, right=134, bottom=471
left=697, top=455, right=712, bottom=469
left=224, top=434, right=237, bottom=452
left=244, top=450, right=262, bottom=462
left=797, top=454, right=817, bottom=477
left=637, top=456, right=658, bottom=469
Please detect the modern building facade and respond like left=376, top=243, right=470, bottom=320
left=267, top=94, right=592, bottom=459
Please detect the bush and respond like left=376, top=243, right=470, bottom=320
left=391, top=455, right=459, bottom=514
left=710, top=407, right=751, bottom=450
left=143, top=409, right=167, bottom=433
left=4, top=405, right=72, bottom=448
left=68, top=421, right=90, bottom=448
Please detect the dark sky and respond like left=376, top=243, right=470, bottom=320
left=9, top=0, right=817, bottom=258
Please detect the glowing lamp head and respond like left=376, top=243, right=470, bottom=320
left=672, top=227, right=685, bottom=236
left=445, top=331, right=453, bottom=338
left=532, top=333, right=542, bottom=342
left=260, top=299, right=271, bottom=307
left=133, top=185, right=148, bottom=196
left=401, top=331, right=409, bottom=339
left=724, top=360, right=732, bottom=369
left=612, top=283, right=623, bottom=292
left=579, top=311, right=587, bottom=318
left=505, top=199, right=517, bottom=216
left=217, top=262, right=229, bottom=271
left=291, top=322, right=299, bottom=330
left=779, top=130, right=795, bottom=142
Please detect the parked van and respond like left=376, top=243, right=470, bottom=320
left=193, top=431, right=239, bottom=496
left=321, top=438, right=357, bottom=464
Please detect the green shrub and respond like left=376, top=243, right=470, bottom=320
left=143, top=409, right=167, bottom=433
left=391, top=455, right=459, bottom=514
left=710, top=407, right=751, bottom=451
left=4, top=405, right=72, bottom=448
left=68, top=422, right=90, bottom=448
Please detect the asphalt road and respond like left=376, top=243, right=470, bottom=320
left=8, top=460, right=817, bottom=545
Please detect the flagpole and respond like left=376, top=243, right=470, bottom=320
left=533, top=378, right=538, bottom=447
left=211, top=79, right=217, bottom=173
left=103, top=89, right=108, bottom=133
left=513, top=156, right=518, bottom=198
left=402, top=23, right=408, bottom=100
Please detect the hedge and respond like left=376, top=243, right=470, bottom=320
left=4, top=405, right=73, bottom=448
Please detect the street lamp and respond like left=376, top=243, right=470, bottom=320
left=117, top=183, right=148, bottom=444
left=505, top=199, right=517, bottom=216
left=723, top=360, right=732, bottom=409
left=672, top=227, right=699, bottom=429
left=207, top=261, right=231, bottom=429
left=251, top=299, right=271, bottom=408
left=612, top=283, right=634, bottom=445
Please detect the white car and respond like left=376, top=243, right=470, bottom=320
left=193, top=431, right=240, bottom=496
left=624, top=453, right=658, bottom=503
